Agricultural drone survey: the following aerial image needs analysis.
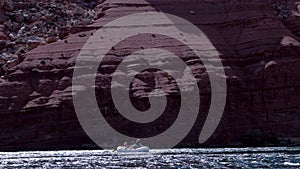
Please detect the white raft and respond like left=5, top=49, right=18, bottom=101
left=116, top=146, right=150, bottom=153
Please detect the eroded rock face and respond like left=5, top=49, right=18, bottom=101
left=0, top=0, right=300, bottom=150
left=0, top=0, right=100, bottom=76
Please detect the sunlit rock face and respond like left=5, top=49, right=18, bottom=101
left=0, top=0, right=300, bottom=150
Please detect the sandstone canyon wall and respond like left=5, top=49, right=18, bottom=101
left=0, top=0, right=300, bottom=150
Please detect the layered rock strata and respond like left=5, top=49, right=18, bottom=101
left=0, top=0, right=299, bottom=150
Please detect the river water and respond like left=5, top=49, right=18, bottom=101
left=0, top=147, right=299, bottom=168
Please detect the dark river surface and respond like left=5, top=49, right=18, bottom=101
left=0, top=147, right=299, bottom=168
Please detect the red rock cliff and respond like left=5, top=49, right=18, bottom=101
left=0, top=0, right=300, bottom=150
